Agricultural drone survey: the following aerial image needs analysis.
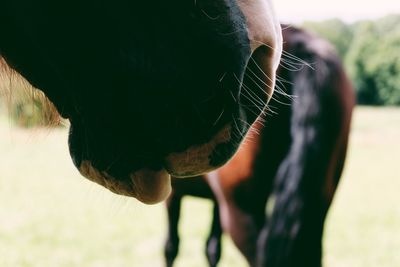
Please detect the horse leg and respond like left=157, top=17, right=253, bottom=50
left=205, top=201, right=223, bottom=267
left=210, top=196, right=263, bottom=267
left=164, top=192, right=182, bottom=267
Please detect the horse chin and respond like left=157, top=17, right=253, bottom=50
left=79, top=161, right=171, bottom=204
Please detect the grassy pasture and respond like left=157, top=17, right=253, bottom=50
left=0, top=107, right=399, bottom=267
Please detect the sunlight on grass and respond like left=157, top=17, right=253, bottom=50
left=0, top=107, right=399, bottom=267
left=323, top=107, right=400, bottom=267
left=0, top=112, right=246, bottom=267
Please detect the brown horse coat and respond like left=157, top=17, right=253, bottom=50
left=165, top=25, right=355, bottom=267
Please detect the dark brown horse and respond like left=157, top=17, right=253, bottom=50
left=0, top=0, right=282, bottom=204
left=164, top=25, right=355, bottom=267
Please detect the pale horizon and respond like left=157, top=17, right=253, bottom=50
left=273, top=0, right=400, bottom=23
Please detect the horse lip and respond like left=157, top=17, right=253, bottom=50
left=78, top=161, right=171, bottom=204
left=130, top=169, right=172, bottom=204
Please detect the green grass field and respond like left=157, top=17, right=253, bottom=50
left=0, top=107, right=399, bottom=267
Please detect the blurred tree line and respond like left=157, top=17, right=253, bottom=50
left=303, top=14, right=400, bottom=105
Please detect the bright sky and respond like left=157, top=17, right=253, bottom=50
left=273, top=0, right=400, bottom=23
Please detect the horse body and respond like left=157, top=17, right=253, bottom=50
left=0, top=1, right=282, bottom=204
left=165, top=25, right=355, bottom=267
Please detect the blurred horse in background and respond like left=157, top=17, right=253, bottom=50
left=164, top=25, right=355, bottom=267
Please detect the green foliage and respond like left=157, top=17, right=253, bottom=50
left=303, top=15, right=400, bottom=106
left=303, top=19, right=354, bottom=59
left=11, top=98, right=48, bottom=128
left=347, top=16, right=400, bottom=105
left=344, top=22, right=381, bottom=105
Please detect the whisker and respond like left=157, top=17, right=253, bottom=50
left=219, top=72, right=228, bottom=82
left=248, top=59, right=294, bottom=103
left=280, top=58, right=307, bottom=72
left=201, top=9, right=220, bottom=20
left=230, top=90, right=238, bottom=103
left=247, top=58, right=292, bottom=101
left=240, top=88, right=266, bottom=115
left=234, top=72, right=269, bottom=110
left=231, top=114, right=246, bottom=140
left=213, top=108, right=225, bottom=126
left=251, top=38, right=314, bottom=71
left=281, top=50, right=314, bottom=70
left=233, top=73, right=244, bottom=104
left=241, top=82, right=266, bottom=107
left=276, top=74, right=294, bottom=86
left=243, top=71, right=291, bottom=107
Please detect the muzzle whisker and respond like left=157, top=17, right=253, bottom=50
left=281, top=49, right=314, bottom=70
left=243, top=71, right=291, bottom=107
left=233, top=73, right=267, bottom=110
left=241, top=82, right=267, bottom=107
left=231, top=114, right=246, bottom=140
left=240, top=90, right=266, bottom=115
left=247, top=58, right=294, bottom=103
left=213, top=108, right=225, bottom=126
left=247, top=59, right=295, bottom=103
